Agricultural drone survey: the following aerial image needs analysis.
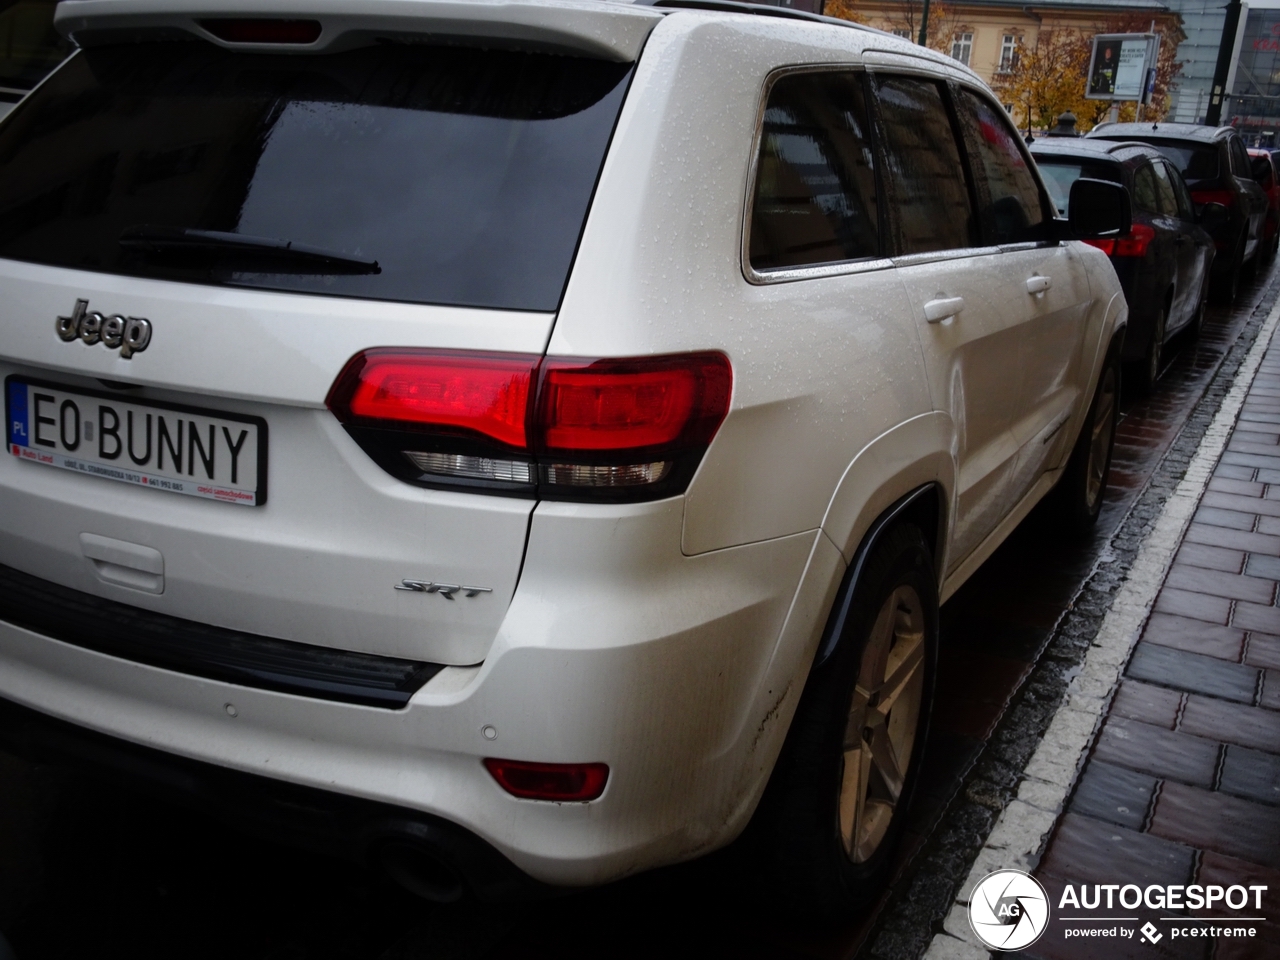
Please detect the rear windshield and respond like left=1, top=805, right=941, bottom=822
left=0, top=41, right=632, bottom=312
left=1034, top=159, right=1122, bottom=215
left=1121, top=138, right=1219, bottom=185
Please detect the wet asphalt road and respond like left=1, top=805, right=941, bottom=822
left=2, top=261, right=1277, bottom=960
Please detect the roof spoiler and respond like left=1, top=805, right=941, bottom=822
left=54, top=0, right=663, bottom=62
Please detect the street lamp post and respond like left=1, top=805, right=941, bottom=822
left=918, top=0, right=930, bottom=47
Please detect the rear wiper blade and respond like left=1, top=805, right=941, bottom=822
left=119, top=226, right=380, bottom=275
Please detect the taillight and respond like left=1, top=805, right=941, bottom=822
left=331, top=351, right=536, bottom=447
left=327, top=349, right=733, bottom=501
left=198, top=19, right=323, bottom=44
left=483, top=758, right=609, bottom=802
left=1084, top=224, right=1154, bottom=258
left=1114, top=224, right=1155, bottom=258
left=1191, top=189, right=1234, bottom=210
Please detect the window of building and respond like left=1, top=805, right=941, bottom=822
left=951, top=32, right=973, bottom=66
left=999, top=34, right=1020, bottom=73
left=891, top=28, right=911, bottom=38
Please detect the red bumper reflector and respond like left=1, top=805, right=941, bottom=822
left=483, top=758, right=609, bottom=802
left=327, top=350, right=538, bottom=449
left=538, top=353, right=732, bottom=452
left=199, top=19, right=323, bottom=44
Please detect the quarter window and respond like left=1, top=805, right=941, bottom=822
left=1166, top=162, right=1194, bottom=219
left=1151, top=160, right=1179, bottom=217
left=1132, top=164, right=1160, bottom=215
left=874, top=76, right=974, bottom=254
left=749, top=71, right=880, bottom=271
left=951, top=33, right=973, bottom=66
left=955, top=89, right=1045, bottom=245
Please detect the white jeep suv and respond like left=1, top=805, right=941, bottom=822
left=0, top=0, right=1127, bottom=910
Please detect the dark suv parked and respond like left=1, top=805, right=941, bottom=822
left=1033, top=138, right=1216, bottom=393
left=1088, top=122, right=1267, bottom=302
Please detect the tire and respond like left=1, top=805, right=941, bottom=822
left=1212, top=242, right=1244, bottom=304
left=750, top=524, right=938, bottom=917
left=1057, top=343, right=1120, bottom=532
left=1189, top=280, right=1209, bottom=339
left=1133, top=307, right=1165, bottom=396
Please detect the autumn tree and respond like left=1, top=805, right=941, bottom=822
left=990, top=28, right=1093, bottom=133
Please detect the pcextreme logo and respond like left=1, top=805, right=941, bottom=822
left=968, top=870, right=1050, bottom=951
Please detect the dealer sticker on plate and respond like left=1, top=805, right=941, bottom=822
left=6, top=376, right=267, bottom=505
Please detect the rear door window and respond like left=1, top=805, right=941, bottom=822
left=749, top=71, right=881, bottom=270
left=0, top=41, right=632, bottom=312
left=954, top=88, right=1045, bottom=245
left=874, top=76, right=975, bottom=254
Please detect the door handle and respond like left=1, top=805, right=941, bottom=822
left=1025, top=275, right=1052, bottom=294
left=924, top=297, right=965, bottom=322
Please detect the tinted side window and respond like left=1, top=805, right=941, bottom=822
left=955, top=89, right=1044, bottom=245
left=1152, top=161, right=1179, bottom=217
left=1231, top=139, right=1250, bottom=177
left=749, top=71, right=880, bottom=270
left=1132, top=165, right=1160, bottom=215
left=875, top=76, right=974, bottom=254
left=1166, top=162, right=1194, bottom=219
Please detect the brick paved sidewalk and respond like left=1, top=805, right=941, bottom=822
left=1025, top=336, right=1280, bottom=960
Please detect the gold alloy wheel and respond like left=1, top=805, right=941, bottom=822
left=1085, top=365, right=1118, bottom=510
left=839, top=584, right=926, bottom=863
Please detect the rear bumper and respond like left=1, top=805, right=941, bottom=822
left=0, top=695, right=542, bottom=901
left=0, top=499, right=837, bottom=887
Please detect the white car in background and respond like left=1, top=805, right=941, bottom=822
left=0, top=0, right=1127, bottom=912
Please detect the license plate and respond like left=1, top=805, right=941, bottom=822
left=6, top=376, right=267, bottom=506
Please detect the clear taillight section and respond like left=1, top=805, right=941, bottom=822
left=327, top=350, right=732, bottom=501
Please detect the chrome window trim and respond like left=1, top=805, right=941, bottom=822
left=741, top=62, right=892, bottom=287
left=891, top=246, right=1000, bottom=268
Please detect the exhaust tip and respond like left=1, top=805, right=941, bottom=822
left=375, top=839, right=467, bottom=903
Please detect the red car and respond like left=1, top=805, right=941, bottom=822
left=1249, top=148, right=1280, bottom=258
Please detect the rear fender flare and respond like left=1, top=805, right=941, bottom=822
left=820, top=411, right=955, bottom=579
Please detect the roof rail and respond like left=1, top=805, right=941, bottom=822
left=640, top=0, right=895, bottom=37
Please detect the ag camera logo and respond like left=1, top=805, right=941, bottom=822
left=968, top=869, right=1050, bottom=951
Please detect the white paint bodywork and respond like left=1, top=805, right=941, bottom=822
left=0, top=1, right=1124, bottom=885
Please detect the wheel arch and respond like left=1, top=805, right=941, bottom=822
left=820, top=411, right=954, bottom=574
left=814, top=481, right=943, bottom=670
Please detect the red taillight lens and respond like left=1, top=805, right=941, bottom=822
left=1191, top=189, right=1234, bottom=210
left=483, top=758, right=609, bottom=802
left=537, top=353, right=732, bottom=453
left=1084, top=238, right=1116, bottom=255
left=199, top=19, right=323, bottom=44
left=327, top=349, right=732, bottom=499
left=327, top=350, right=538, bottom=448
left=1113, top=223, right=1156, bottom=258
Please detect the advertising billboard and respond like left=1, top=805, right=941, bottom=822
left=1086, top=33, right=1160, bottom=100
